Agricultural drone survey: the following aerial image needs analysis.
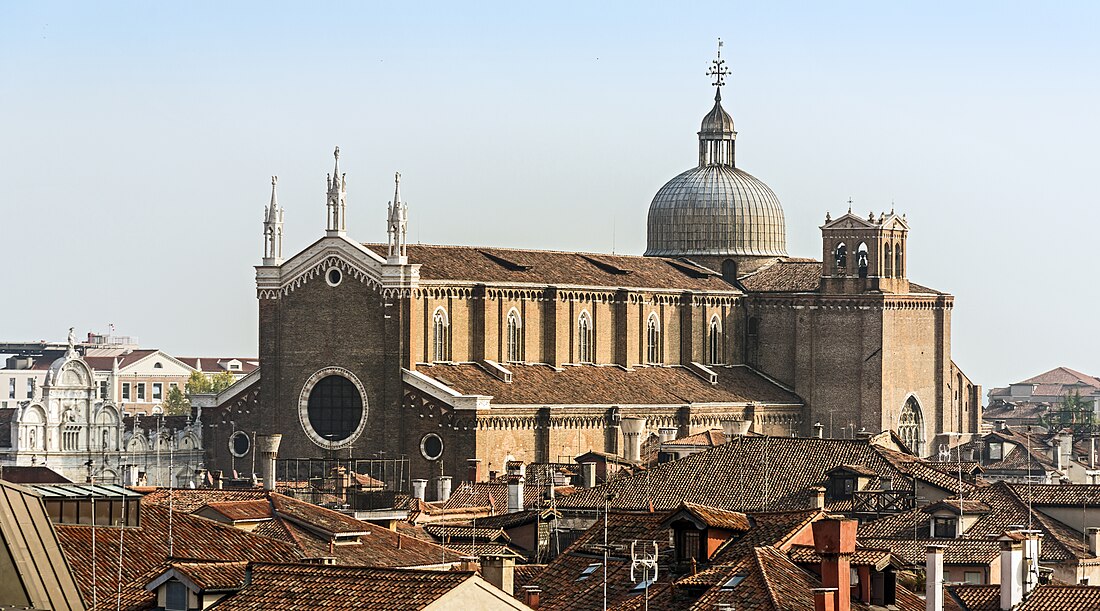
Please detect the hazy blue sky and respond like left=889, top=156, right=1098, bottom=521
left=2, top=2, right=1098, bottom=394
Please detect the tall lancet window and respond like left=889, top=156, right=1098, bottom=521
left=646, top=313, right=662, bottom=365
left=432, top=308, right=450, bottom=362
left=898, top=397, right=925, bottom=453
left=578, top=311, right=593, bottom=363
left=506, top=309, right=522, bottom=363
left=884, top=242, right=894, bottom=278
left=708, top=316, right=722, bottom=365
left=894, top=242, right=904, bottom=278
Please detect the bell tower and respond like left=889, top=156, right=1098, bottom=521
left=820, top=204, right=909, bottom=294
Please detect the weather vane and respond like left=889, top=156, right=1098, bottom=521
left=706, top=38, right=729, bottom=88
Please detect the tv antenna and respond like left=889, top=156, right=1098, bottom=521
left=630, top=540, right=659, bottom=611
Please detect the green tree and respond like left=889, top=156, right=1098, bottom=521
left=162, top=385, right=190, bottom=415
left=1043, top=389, right=1096, bottom=434
left=185, top=370, right=213, bottom=395
left=210, top=370, right=236, bottom=394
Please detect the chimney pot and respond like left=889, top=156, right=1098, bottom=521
left=411, top=479, right=428, bottom=501
left=658, top=427, right=677, bottom=444
left=435, top=475, right=452, bottom=503
left=580, top=462, right=597, bottom=488
left=810, top=486, right=826, bottom=510
left=813, top=422, right=825, bottom=439
left=925, top=545, right=945, bottom=611
left=522, top=586, right=541, bottom=609
left=812, top=519, right=856, bottom=611
left=255, top=434, right=282, bottom=491
left=620, top=417, right=646, bottom=463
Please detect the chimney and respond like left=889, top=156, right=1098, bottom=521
left=925, top=545, right=945, bottom=611
left=1021, top=530, right=1042, bottom=596
left=855, top=428, right=872, bottom=440
left=480, top=554, right=515, bottom=596
left=255, top=434, right=282, bottom=491
left=658, top=427, right=677, bottom=444
left=521, top=586, right=541, bottom=609
left=508, top=475, right=525, bottom=513
left=331, top=465, right=349, bottom=501
left=809, top=486, right=826, bottom=510
left=620, top=417, right=646, bottom=463
left=813, top=422, right=825, bottom=439
left=435, top=475, right=453, bottom=503
left=812, top=518, right=857, bottom=611
left=467, top=458, right=485, bottom=483
left=1000, top=536, right=1024, bottom=610
left=721, top=418, right=751, bottom=438
left=1089, top=527, right=1100, bottom=557
left=581, top=462, right=597, bottom=488
left=213, top=470, right=224, bottom=490
left=1090, top=434, right=1097, bottom=469
left=411, top=479, right=428, bottom=501
left=994, top=420, right=1007, bottom=432
left=1053, top=443, right=1064, bottom=471
left=812, top=588, right=837, bottom=611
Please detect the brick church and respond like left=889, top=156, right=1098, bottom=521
left=204, top=54, right=980, bottom=482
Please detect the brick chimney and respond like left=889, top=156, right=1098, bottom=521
left=812, top=588, right=837, bottom=611
left=467, top=458, right=485, bottom=483
left=812, top=518, right=857, bottom=611
left=521, top=586, right=541, bottom=609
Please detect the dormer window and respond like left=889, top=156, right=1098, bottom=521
left=165, top=579, right=188, bottom=611
left=933, top=516, right=957, bottom=538
left=989, top=441, right=1003, bottom=460
left=676, top=528, right=702, bottom=561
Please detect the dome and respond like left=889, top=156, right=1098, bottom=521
left=646, top=165, right=787, bottom=257
left=700, top=92, right=735, bottom=134
left=644, top=87, right=787, bottom=258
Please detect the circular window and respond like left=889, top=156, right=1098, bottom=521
left=421, top=433, right=444, bottom=461
left=326, top=267, right=342, bottom=286
left=229, top=431, right=250, bottom=457
left=298, top=368, right=368, bottom=450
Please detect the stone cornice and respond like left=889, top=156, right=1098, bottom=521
left=256, top=235, right=420, bottom=299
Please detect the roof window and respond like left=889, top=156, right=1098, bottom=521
left=576, top=563, right=602, bottom=581
left=720, top=574, right=747, bottom=590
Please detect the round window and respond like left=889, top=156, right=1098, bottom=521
left=420, top=433, right=444, bottom=461
left=229, top=431, right=250, bottom=457
left=306, top=375, right=363, bottom=444
left=326, top=267, right=342, bottom=286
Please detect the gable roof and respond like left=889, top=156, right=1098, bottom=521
left=417, top=363, right=802, bottom=406
left=1020, top=367, right=1100, bottom=389
left=206, top=564, right=504, bottom=611
left=0, top=479, right=86, bottom=610
left=364, top=244, right=736, bottom=293
left=947, top=584, right=1100, bottom=611
left=558, top=436, right=924, bottom=513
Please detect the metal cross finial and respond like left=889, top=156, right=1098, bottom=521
left=706, top=38, right=729, bottom=88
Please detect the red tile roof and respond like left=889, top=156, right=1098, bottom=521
left=948, top=584, right=1100, bottom=611
left=55, top=503, right=301, bottom=610
left=739, top=260, right=822, bottom=293
left=140, top=487, right=268, bottom=513
left=364, top=244, right=737, bottom=292
left=168, top=560, right=248, bottom=591
left=419, top=363, right=802, bottom=406
left=208, top=563, right=482, bottom=611
left=197, top=499, right=272, bottom=522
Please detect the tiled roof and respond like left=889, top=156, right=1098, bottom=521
left=364, top=243, right=737, bottom=292
left=558, top=436, right=919, bottom=512
left=418, top=363, right=802, bottom=406
left=443, top=481, right=550, bottom=513
left=55, top=503, right=301, bottom=610
left=140, top=487, right=268, bottom=513
left=475, top=508, right=554, bottom=530
left=198, top=499, right=272, bottom=521
left=685, top=546, right=820, bottom=611
left=857, top=482, right=1090, bottom=563
left=209, top=563, right=481, bottom=611
left=670, top=502, right=753, bottom=531
left=948, top=584, right=1100, bottom=611
left=946, top=584, right=998, bottom=611
left=924, top=499, right=992, bottom=514
left=739, top=259, right=822, bottom=293
left=423, top=524, right=509, bottom=542
left=169, top=560, right=247, bottom=591
left=665, top=428, right=727, bottom=447
left=79, top=349, right=160, bottom=371
left=1007, top=483, right=1100, bottom=506
left=269, top=492, right=368, bottom=536
left=858, top=537, right=1001, bottom=566
left=175, top=357, right=259, bottom=374
left=1020, top=367, right=1100, bottom=388
left=0, top=465, right=72, bottom=484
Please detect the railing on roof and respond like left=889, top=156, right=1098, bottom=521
left=851, top=489, right=916, bottom=517
left=273, top=457, right=409, bottom=510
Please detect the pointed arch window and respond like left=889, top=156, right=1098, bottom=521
left=432, top=308, right=450, bottom=362
left=898, top=397, right=925, bottom=454
left=578, top=311, right=594, bottom=363
left=646, top=313, right=661, bottom=365
left=834, top=243, right=847, bottom=273
left=894, top=242, right=903, bottom=278
left=708, top=316, right=722, bottom=365
left=506, top=310, right=523, bottom=363
left=884, top=242, right=894, bottom=278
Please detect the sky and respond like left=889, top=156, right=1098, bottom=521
left=1, top=2, right=1098, bottom=394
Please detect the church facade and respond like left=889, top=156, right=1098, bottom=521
left=204, top=56, right=979, bottom=484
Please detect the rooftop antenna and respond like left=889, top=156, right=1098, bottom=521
left=629, top=540, right=659, bottom=611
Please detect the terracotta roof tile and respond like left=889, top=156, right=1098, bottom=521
left=210, top=563, right=480, bottom=611
left=739, top=260, right=822, bottom=293
left=419, top=363, right=802, bottom=406
left=197, top=499, right=272, bottom=522
left=169, top=560, right=248, bottom=591
left=558, top=437, right=915, bottom=512
left=858, top=537, right=1001, bottom=566
left=364, top=243, right=736, bottom=292
left=1007, top=483, right=1100, bottom=506
left=140, top=487, right=268, bottom=513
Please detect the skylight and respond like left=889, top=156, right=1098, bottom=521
left=631, top=579, right=656, bottom=592
left=576, top=563, right=602, bottom=581
left=720, top=574, right=747, bottom=590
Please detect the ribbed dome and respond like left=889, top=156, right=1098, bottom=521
left=700, top=94, right=735, bottom=134
left=644, top=85, right=787, bottom=258
left=646, top=165, right=787, bottom=257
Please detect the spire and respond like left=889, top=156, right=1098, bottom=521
left=326, top=146, right=347, bottom=236
left=263, top=176, right=284, bottom=265
left=387, top=171, right=408, bottom=263
left=698, top=38, right=737, bottom=167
